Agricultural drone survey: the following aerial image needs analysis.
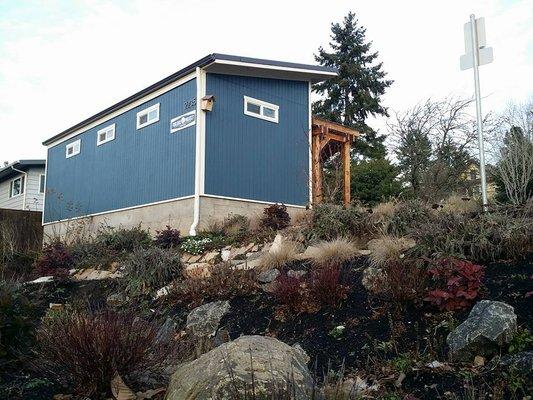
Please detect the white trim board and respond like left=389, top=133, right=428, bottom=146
left=42, top=195, right=195, bottom=226
left=201, top=194, right=307, bottom=209
left=45, top=72, right=196, bottom=148
left=210, top=59, right=338, bottom=77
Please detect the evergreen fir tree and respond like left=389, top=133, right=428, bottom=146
left=313, top=12, right=393, bottom=159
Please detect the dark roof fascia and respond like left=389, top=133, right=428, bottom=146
left=42, top=54, right=337, bottom=146
left=42, top=54, right=216, bottom=146
left=0, top=160, right=46, bottom=182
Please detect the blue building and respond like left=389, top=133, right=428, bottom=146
left=42, top=54, right=337, bottom=237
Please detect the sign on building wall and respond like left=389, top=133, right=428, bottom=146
left=170, top=110, right=196, bottom=133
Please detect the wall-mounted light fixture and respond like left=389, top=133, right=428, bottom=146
left=201, top=95, right=215, bottom=111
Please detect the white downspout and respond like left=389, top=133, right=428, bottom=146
left=189, top=67, right=206, bottom=235
left=11, top=166, right=28, bottom=210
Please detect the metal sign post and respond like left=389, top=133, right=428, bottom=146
left=460, top=14, right=493, bottom=212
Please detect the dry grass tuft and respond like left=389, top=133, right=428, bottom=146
left=260, top=240, right=302, bottom=270
left=367, top=236, right=416, bottom=268
left=372, top=201, right=398, bottom=221
left=305, top=238, right=359, bottom=267
left=441, top=195, right=481, bottom=214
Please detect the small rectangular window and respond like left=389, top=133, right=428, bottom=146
left=9, top=176, right=25, bottom=198
left=136, top=103, right=160, bottom=129
left=39, top=174, right=45, bottom=193
left=244, top=96, right=279, bottom=123
left=97, top=123, right=116, bottom=146
left=66, top=139, right=81, bottom=158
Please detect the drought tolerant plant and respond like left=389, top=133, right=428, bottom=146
left=367, top=236, right=415, bottom=268
left=154, top=225, right=181, bottom=249
left=508, top=328, right=533, bottom=354
left=33, top=241, right=73, bottom=278
left=121, top=247, right=182, bottom=296
left=305, top=238, right=359, bottom=267
left=310, top=263, right=348, bottom=307
left=441, top=195, right=481, bottom=214
left=180, top=236, right=213, bottom=255
left=386, top=199, right=432, bottom=236
left=261, top=204, right=291, bottom=230
left=271, top=273, right=305, bottom=312
left=307, top=204, right=367, bottom=240
left=206, top=214, right=251, bottom=244
left=0, top=280, right=35, bottom=360
left=425, top=258, right=484, bottom=311
left=260, top=241, right=302, bottom=270
left=95, top=224, right=152, bottom=254
left=172, top=263, right=257, bottom=308
left=383, top=259, right=427, bottom=304
left=35, top=309, right=175, bottom=399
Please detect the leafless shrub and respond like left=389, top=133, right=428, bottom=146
left=34, top=308, right=177, bottom=398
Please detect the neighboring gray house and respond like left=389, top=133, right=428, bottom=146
left=0, top=160, right=46, bottom=211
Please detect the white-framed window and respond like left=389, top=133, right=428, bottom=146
left=97, top=123, right=116, bottom=146
left=66, top=139, right=81, bottom=158
left=136, top=103, right=160, bottom=129
left=39, top=174, right=45, bottom=193
left=244, top=96, right=279, bottom=123
left=9, top=176, right=25, bottom=198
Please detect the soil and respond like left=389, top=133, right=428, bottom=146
left=1, top=255, right=531, bottom=399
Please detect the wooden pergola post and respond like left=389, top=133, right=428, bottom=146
left=311, top=117, right=360, bottom=207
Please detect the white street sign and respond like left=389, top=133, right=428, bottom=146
left=460, top=14, right=493, bottom=211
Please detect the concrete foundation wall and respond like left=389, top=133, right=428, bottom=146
left=43, top=197, right=194, bottom=242
left=198, top=196, right=306, bottom=230
left=43, top=195, right=306, bottom=242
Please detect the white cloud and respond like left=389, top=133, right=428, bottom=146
left=0, top=0, right=531, bottom=162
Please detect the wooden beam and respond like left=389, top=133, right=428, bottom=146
left=312, top=134, right=323, bottom=204
left=312, top=117, right=361, bottom=137
left=342, top=140, right=351, bottom=206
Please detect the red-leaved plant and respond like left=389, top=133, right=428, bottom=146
left=154, top=225, right=181, bottom=249
left=425, top=258, right=484, bottom=311
left=271, top=273, right=304, bottom=310
left=310, top=264, right=348, bottom=307
left=33, top=241, right=73, bottom=279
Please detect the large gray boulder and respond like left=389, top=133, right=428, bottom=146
left=447, top=300, right=517, bottom=361
left=186, top=300, right=230, bottom=337
left=165, top=335, right=313, bottom=400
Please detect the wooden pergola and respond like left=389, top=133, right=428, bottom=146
left=311, top=117, right=361, bottom=206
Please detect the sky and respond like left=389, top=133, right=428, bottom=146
left=0, top=0, right=531, bottom=163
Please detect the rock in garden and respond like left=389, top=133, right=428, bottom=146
left=447, top=300, right=517, bottom=361
left=257, top=268, right=280, bottom=283
left=186, top=300, right=231, bottom=337
left=498, top=351, right=533, bottom=374
left=165, top=335, right=313, bottom=400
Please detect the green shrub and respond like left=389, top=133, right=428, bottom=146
left=307, top=204, right=367, bottom=240
left=261, top=204, right=291, bottom=231
left=386, top=199, right=432, bottom=236
left=122, top=247, right=183, bottom=295
left=0, top=280, right=35, bottom=360
left=95, top=225, right=152, bottom=254
left=412, top=208, right=533, bottom=262
left=68, top=240, right=113, bottom=269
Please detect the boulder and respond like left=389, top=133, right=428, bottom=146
left=165, top=335, right=313, bottom=400
left=498, top=351, right=533, bottom=374
left=257, top=268, right=280, bottom=284
left=186, top=300, right=231, bottom=338
left=447, top=300, right=517, bottom=361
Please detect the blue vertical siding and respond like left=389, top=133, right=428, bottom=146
left=204, top=74, right=310, bottom=205
left=44, top=78, right=197, bottom=223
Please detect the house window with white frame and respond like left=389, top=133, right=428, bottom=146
left=97, top=123, right=116, bottom=146
left=9, top=176, right=25, bottom=198
left=136, top=103, right=160, bottom=129
left=244, top=96, right=279, bottom=123
left=66, top=139, right=81, bottom=158
left=39, top=174, right=45, bottom=193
